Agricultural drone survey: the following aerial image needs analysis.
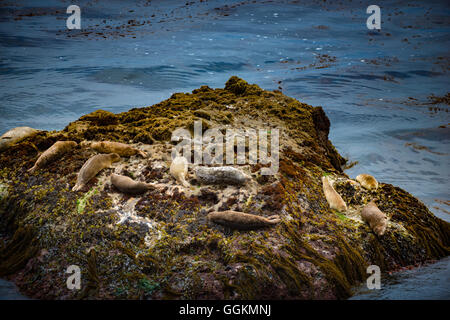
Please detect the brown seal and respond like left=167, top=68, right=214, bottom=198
left=322, top=176, right=347, bottom=212
left=361, top=200, right=387, bottom=236
left=72, top=153, right=120, bottom=191
left=207, top=210, right=280, bottom=230
left=84, top=141, right=147, bottom=157
left=356, top=174, right=378, bottom=190
left=28, top=141, right=77, bottom=173
left=110, top=173, right=153, bottom=195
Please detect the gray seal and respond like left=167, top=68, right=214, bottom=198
left=194, top=166, right=250, bottom=185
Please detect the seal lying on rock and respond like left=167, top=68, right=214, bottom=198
left=0, top=126, right=39, bottom=152
left=28, top=141, right=77, bottom=173
left=194, top=166, right=250, bottom=185
left=361, top=200, right=387, bottom=236
left=356, top=174, right=378, bottom=190
left=83, top=141, right=147, bottom=157
left=322, top=176, right=347, bottom=212
left=110, top=173, right=153, bottom=195
left=170, top=156, right=190, bottom=187
left=207, top=210, right=280, bottom=230
left=72, top=153, right=121, bottom=191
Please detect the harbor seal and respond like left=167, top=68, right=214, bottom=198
left=0, top=126, right=38, bottom=152
left=72, top=153, right=120, bottom=191
left=170, top=156, right=189, bottom=187
left=194, top=166, right=250, bottom=185
left=110, top=173, right=153, bottom=195
left=207, top=210, right=280, bottom=230
left=28, top=141, right=77, bottom=173
left=356, top=174, right=378, bottom=190
left=361, top=200, right=387, bottom=236
left=322, top=176, right=347, bottom=212
left=83, top=141, right=147, bottom=157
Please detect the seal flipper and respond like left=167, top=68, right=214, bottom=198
left=28, top=165, right=37, bottom=173
left=179, top=176, right=190, bottom=188
left=266, top=215, right=281, bottom=224
left=137, top=150, right=147, bottom=158
left=27, top=150, right=43, bottom=173
left=72, top=183, right=84, bottom=192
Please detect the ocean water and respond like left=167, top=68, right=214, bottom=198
left=350, top=256, right=450, bottom=299
left=0, top=279, right=30, bottom=300
left=0, top=0, right=449, bottom=299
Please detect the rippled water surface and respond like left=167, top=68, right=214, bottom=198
left=350, top=256, right=450, bottom=299
left=0, top=0, right=449, bottom=299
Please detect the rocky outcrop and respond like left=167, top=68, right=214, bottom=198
left=0, top=77, right=448, bottom=300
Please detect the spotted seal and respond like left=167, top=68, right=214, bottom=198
left=322, top=176, right=347, bottom=212
left=0, top=126, right=38, bottom=152
left=83, top=141, right=147, bottom=157
left=170, top=156, right=189, bottom=187
left=72, top=153, right=120, bottom=191
left=28, top=141, right=77, bottom=173
left=207, top=210, right=280, bottom=230
left=356, top=174, right=378, bottom=190
left=110, top=173, right=153, bottom=195
left=361, top=200, right=387, bottom=236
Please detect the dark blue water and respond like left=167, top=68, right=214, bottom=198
left=350, top=257, right=450, bottom=299
left=0, top=0, right=449, bottom=299
left=0, top=279, right=29, bottom=300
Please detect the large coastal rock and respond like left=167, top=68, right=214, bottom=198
left=0, top=77, right=448, bottom=299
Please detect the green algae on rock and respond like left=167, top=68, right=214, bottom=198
left=0, top=77, right=449, bottom=300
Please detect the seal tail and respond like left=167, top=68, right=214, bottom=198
left=266, top=215, right=281, bottom=225
left=143, top=182, right=154, bottom=190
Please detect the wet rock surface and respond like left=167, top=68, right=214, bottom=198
left=0, top=77, right=448, bottom=300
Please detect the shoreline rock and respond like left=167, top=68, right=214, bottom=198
left=0, top=77, right=448, bottom=300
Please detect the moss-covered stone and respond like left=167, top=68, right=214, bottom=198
left=0, top=77, right=448, bottom=300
